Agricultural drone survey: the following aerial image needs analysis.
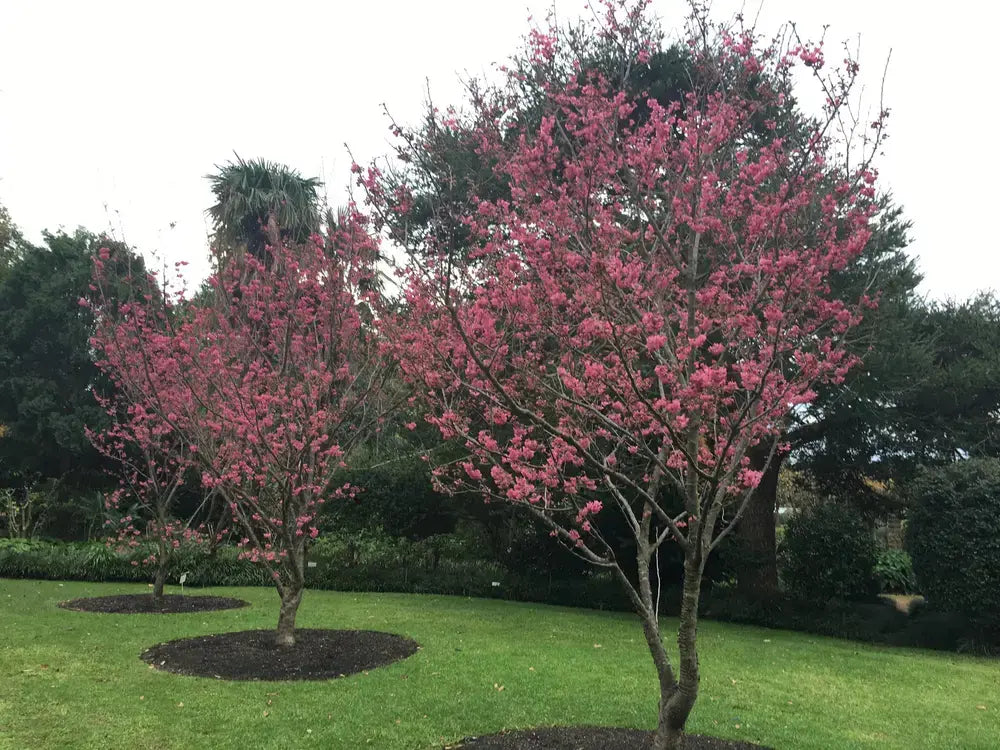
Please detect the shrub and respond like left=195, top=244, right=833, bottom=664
left=875, top=549, right=918, bottom=594
left=703, top=590, right=909, bottom=643
left=319, top=460, right=457, bottom=540
left=779, top=501, right=878, bottom=602
left=0, top=538, right=269, bottom=587
left=906, top=459, right=1000, bottom=619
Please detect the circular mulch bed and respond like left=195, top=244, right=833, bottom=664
left=449, top=727, right=770, bottom=749
left=59, top=594, right=249, bottom=614
left=141, top=628, right=419, bottom=680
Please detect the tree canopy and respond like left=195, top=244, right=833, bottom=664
left=0, top=230, right=142, bottom=491
left=206, top=156, right=322, bottom=267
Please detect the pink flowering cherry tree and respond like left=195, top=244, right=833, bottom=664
left=87, top=389, right=207, bottom=601
left=86, top=247, right=212, bottom=602
left=369, top=2, right=886, bottom=747
left=92, top=213, right=394, bottom=646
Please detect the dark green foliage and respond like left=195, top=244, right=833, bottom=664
left=0, top=230, right=144, bottom=495
left=0, top=538, right=271, bottom=587
left=780, top=502, right=878, bottom=602
left=900, top=298, right=1000, bottom=463
left=320, top=459, right=457, bottom=540
left=875, top=549, right=918, bottom=595
left=4, top=536, right=994, bottom=650
left=206, top=156, right=321, bottom=265
left=703, top=589, right=999, bottom=653
left=0, top=202, right=26, bottom=280
left=704, top=592, right=908, bottom=642
left=906, top=459, right=1000, bottom=619
left=791, top=199, right=925, bottom=507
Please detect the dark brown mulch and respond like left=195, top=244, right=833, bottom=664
left=141, top=628, right=419, bottom=680
left=58, top=594, right=249, bottom=614
left=449, top=727, right=770, bottom=749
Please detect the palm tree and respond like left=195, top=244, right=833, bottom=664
left=206, top=156, right=322, bottom=267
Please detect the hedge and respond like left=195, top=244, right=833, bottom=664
left=779, top=501, right=878, bottom=602
left=906, top=459, right=1000, bottom=620
left=3, top=536, right=994, bottom=653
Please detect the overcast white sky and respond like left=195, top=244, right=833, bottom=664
left=1, top=1, right=997, bottom=299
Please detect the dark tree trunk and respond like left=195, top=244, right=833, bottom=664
left=275, top=585, right=303, bottom=647
left=274, top=535, right=307, bottom=648
left=735, top=450, right=784, bottom=599
left=152, top=560, right=168, bottom=601
left=153, top=539, right=169, bottom=601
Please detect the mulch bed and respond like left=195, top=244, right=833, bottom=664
left=58, top=594, right=249, bottom=614
left=449, top=727, right=770, bottom=749
left=141, top=628, right=419, bottom=680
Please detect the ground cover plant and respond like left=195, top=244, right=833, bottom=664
left=1, top=579, right=998, bottom=750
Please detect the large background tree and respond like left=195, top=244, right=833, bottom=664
left=734, top=198, right=922, bottom=595
left=375, top=10, right=925, bottom=603
left=0, top=230, right=142, bottom=507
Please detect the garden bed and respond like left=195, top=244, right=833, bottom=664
left=451, top=727, right=769, bottom=749
left=59, top=593, right=249, bottom=614
left=141, top=628, right=419, bottom=680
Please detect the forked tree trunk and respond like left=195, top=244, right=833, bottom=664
left=644, top=551, right=704, bottom=750
left=632, top=524, right=705, bottom=750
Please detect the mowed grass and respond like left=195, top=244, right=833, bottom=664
left=0, top=580, right=997, bottom=749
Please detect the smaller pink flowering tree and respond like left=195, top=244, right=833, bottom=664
left=87, top=392, right=207, bottom=601
left=92, top=213, right=394, bottom=646
left=369, top=2, right=887, bottom=747
left=86, top=248, right=213, bottom=601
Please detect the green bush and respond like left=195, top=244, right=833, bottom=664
left=779, top=501, right=878, bottom=602
left=906, top=459, right=1000, bottom=619
left=319, top=460, right=457, bottom=539
left=875, top=549, right=918, bottom=594
left=703, top=590, right=909, bottom=643
left=0, top=538, right=269, bottom=587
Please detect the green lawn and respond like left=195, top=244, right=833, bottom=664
left=0, top=580, right=996, bottom=749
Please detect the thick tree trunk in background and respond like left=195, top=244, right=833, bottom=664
left=735, top=450, right=784, bottom=599
left=275, top=585, right=303, bottom=647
